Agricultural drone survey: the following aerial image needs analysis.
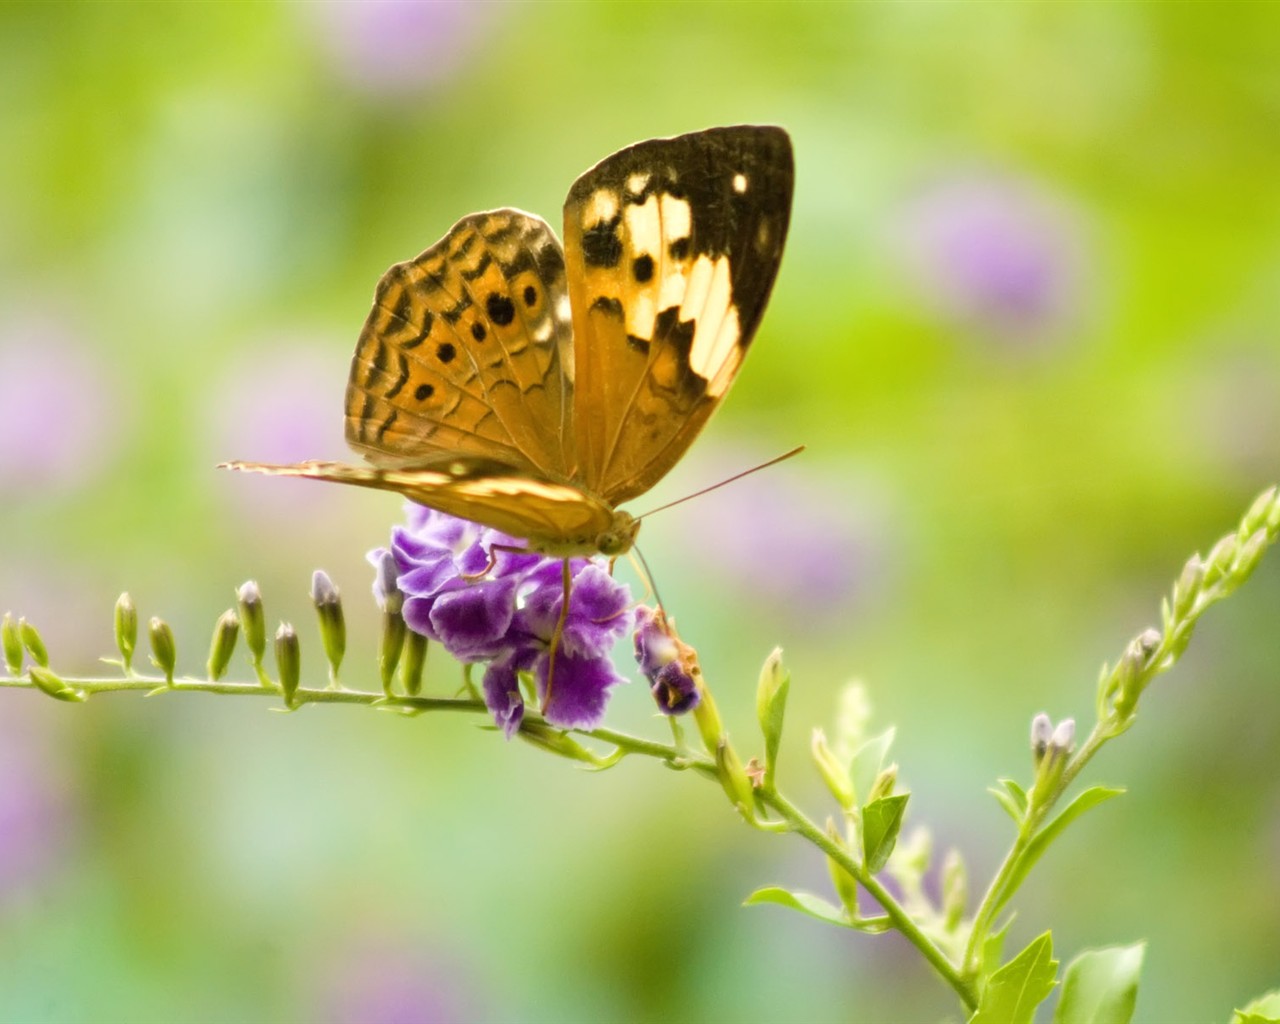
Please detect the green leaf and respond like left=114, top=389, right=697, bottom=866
left=1054, top=943, right=1145, bottom=1024
left=993, top=787, right=1124, bottom=917
left=744, top=887, right=849, bottom=928
left=980, top=917, right=1014, bottom=980
left=990, top=778, right=1029, bottom=823
left=862, top=793, right=909, bottom=873
left=970, top=932, right=1058, bottom=1024
left=1233, top=989, right=1280, bottom=1024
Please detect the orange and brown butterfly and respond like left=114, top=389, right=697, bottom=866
left=222, top=124, right=793, bottom=563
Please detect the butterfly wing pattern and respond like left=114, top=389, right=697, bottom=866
left=222, top=126, right=794, bottom=555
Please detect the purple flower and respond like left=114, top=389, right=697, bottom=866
left=633, top=606, right=701, bottom=716
left=895, top=171, right=1088, bottom=341
left=377, top=505, right=632, bottom=737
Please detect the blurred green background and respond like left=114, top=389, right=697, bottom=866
left=2, top=3, right=1279, bottom=1021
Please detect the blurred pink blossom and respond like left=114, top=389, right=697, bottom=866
left=316, top=939, right=481, bottom=1024
left=0, top=314, right=124, bottom=494
left=303, top=0, right=501, bottom=97
left=895, top=171, right=1089, bottom=343
left=0, top=702, right=75, bottom=897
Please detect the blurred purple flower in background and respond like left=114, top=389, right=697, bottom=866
left=0, top=313, right=123, bottom=494
left=302, top=0, right=499, bottom=97
left=667, top=450, right=890, bottom=626
left=316, top=937, right=480, bottom=1024
left=894, top=171, right=1089, bottom=342
left=207, top=339, right=350, bottom=518
left=0, top=704, right=74, bottom=899
left=375, top=505, right=632, bottom=737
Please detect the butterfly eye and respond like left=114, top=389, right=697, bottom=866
left=596, top=531, right=627, bottom=557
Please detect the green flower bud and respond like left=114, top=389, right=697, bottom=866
left=811, top=728, right=855, bottom=810
left=310, top=570, right=346, bottom=686
left=942, top=848, right=967, bottom=932
left=400, top=629, right=427, bottom=698
left=1241, top=485, right=1277, bottom=537
left=1233, top=528, right=1269, bottom=585
left=691, top=674, right=727, bottom=757
left=1172, top=554, right=1204, bottom=619
left=148, top=617, right=176, bottom=684
left=19, top=618, right=48, bottom=668
left=755, top=647, right=789, bottom=791
left=1204, top=534, right=1237, bottom=585
left=114, top=593, right=137, bottom=673
left=29, top=666, right=85, bottom=703
left=715, top=738, right=756, bottom=819
left=380, top=612, right=407, bottom=698
left=206, top=610, right=239, bottom=681
left=868, top=763, right=898, bottom=803
left=2, top=612, right=23, bottom=676
left=825, top=818, right=858, bottom=916
left=237, top=581, right=266, bottom=669
left=274, top=622, right=300, bottom=708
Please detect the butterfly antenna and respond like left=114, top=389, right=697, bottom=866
left=629, top=543, right=667, bottom=616
left=634, top=445, right=806, bottom=521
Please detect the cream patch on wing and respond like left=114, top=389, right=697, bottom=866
left=682, top=254, right=740, bottom=383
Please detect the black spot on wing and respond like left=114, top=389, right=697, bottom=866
left=632, top=254, right=654, bottom=283
left=590, top=295, right=624, bottom=319
left=415, top=383, right=435, bottom=402
left=523, top=285, right=537, bottom=307
left=471, top=322, right=487, bottom=342
left=436, top=342, right=456, bottom=364
left=582, top=215, right=623, bottom=268
left=486, top=293, right=516, bottom=326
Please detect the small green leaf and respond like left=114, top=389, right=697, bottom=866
left=862, top=793, right=909, bottom=873
left=970, top=932, right=1058, bottom=1024
left=993, top=787, right=1124, bottom=917
left=744, top=886, right=849, bottom=928
left=990, top=778, right=1029, bottom=823
left=850, top=726, right=895, bottom=804
left=1054, top=943, right=1145, bottom=1024
left=1234, top=990, right=1280, bottom=1024
left=980, top=917, right=1014, bottom=980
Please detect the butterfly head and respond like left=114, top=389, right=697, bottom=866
left=595, top=509, right=640, bottom=558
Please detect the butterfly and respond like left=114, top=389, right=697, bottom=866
left=223, top=125, right=793, bottom=560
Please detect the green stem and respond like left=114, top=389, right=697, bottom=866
left=764, top=789, right=977, bottom=1010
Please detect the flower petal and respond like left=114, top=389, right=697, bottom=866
left=482, top=654, right=525, bottom=739
left=537, top=652, right=628, bottom=732
left=429, top=576, right=521, bottom=661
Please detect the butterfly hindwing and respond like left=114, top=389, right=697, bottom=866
left=562, top=126, right=794, bottom=504
left=345, top=210, right=575, bottom=479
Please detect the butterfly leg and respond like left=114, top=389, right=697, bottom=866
left=461, top=542, right=529, bottom=582
left=541, top=557, right=572, bottom=713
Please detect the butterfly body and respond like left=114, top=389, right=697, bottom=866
left=223, top=126, right=794, bottom=548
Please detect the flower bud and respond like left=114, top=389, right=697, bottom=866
left=942, top=848, right=967, bottom=932
left=1030, top=712, right=1053, bottom=764
left=1204, top=534, right=1237, bottom=584
left=379, top=610, right=407, bottom=698
left=2, top=612, right=22, bottom=676
left=310, top=570, right=346, bottom=685
left=237, top=581, right=266, bottom=668
left=825, top=818, right=858, bottom=915
left=1049, top=717, right=1075, bottom=758
left=19, top=618, right=48, bottom=668
left=114, top=593, right=137, bottom=673
left=148, top=617, right=176, bottom=684
left=868, top=763, right=898, bottom=803
left=274, top=621, right=300, bottom=708
left=400, top=629, right=427, bottom=698
left=1172, top=554, right=1205, bottom=619
left=1233, top=528, right=1269, bottom=585
left=206, top=610, right=239, bottom=681
left=1241, top=485, right=1277, bottom=537
left=715, top=738, right=756, bottom=819
left=811, top=728, right=855, bottom=810
left=29, top=665, right=84, bottom=703
left=756, top=647, right=789, bottom=791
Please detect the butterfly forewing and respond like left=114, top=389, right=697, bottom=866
left=345, top=210, right=575, bottom=479
left=562, top=126, right=793, bottom=505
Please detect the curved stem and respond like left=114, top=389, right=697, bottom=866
left=764, top=789, right=977, bottom=1010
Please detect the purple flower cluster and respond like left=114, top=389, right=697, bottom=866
left=372, top=505, right=633, bottom=737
